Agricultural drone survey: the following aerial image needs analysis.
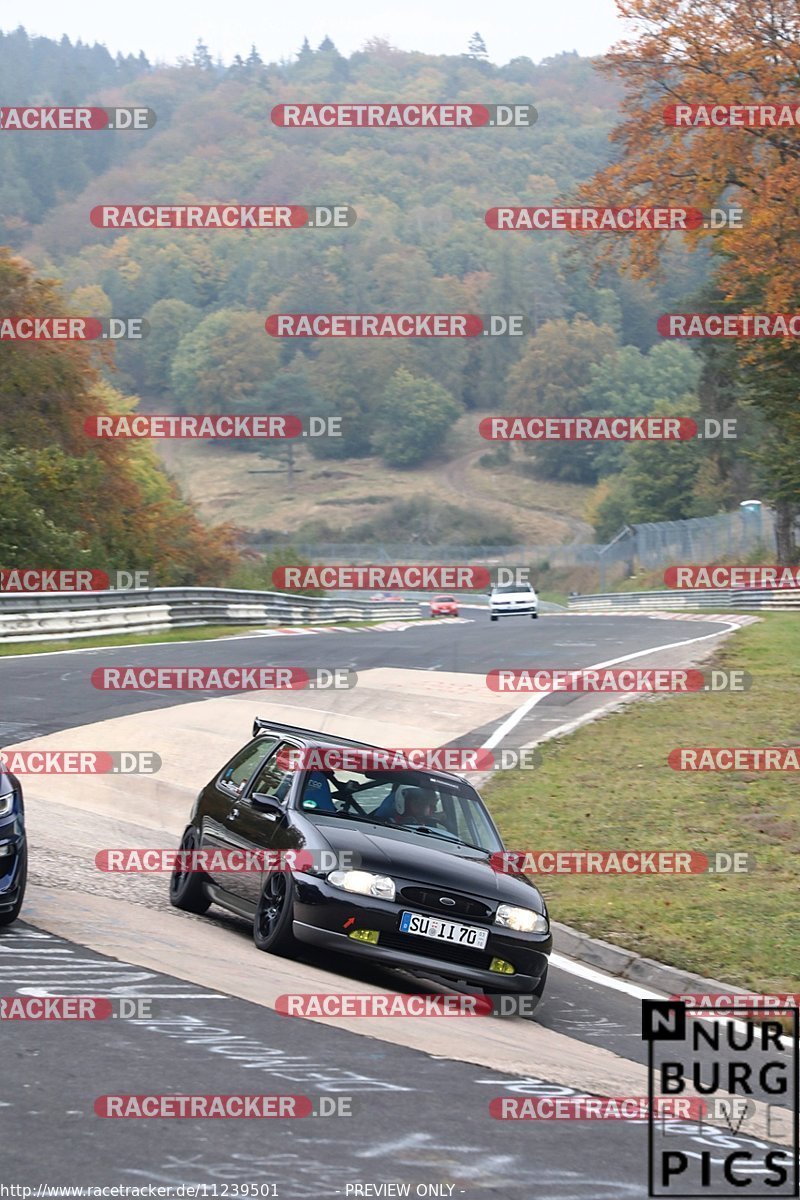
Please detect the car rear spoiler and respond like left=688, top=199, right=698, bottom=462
left=252, top=717, right=376, bottom=750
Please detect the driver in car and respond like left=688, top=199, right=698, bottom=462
left=389, top=786, right=440, bottom=828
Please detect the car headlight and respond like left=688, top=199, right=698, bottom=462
left=0, top=793, right=14, bottom=818
left=327, top=869, right=396, bottom=901
left=494, top=904, right=548, bottom=934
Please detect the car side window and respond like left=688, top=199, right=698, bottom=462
left=218, top=737, right=278, bottom=795
left=248, top=742, right=297, bottom=805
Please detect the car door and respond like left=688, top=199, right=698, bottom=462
left=200, top=735, right=279, bottom=891
left=219, top=740, right=301, bottom=910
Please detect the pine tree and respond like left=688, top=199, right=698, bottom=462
left=467, top=32, right=488, bottom=61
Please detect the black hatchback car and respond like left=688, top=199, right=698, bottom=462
left=169, top=719, right=551, bottom=1007
left=0, top=765, right=27, bottom=926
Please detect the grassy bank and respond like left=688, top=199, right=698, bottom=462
left=483, top=614, right=799, bottom=992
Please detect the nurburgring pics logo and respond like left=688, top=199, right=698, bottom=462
left=264, top=314, right=528, bottom=337
left=0, top=317, right=147, bottom=340
left=664, top=565, right=800, bottom=589
left=272, top=103, right=537, bottom=127
left=0, top=106, right=155, bottom=130
left=669, top=747, right=799, bottom=771
left=0, top=750, right=160, bottom=775
left=0, top=569, right=149, bottom=592
left=486, top=668, right=751, bottom=693
left=90, top=205, right=356, bottom=229
left=659, top=313, right=800, bottom=337
left=90, top=666, right=356, bottom=691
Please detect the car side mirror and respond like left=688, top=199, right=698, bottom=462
left=251, top=793, right=285, bottom=815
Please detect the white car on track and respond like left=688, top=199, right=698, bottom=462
left=489, top=581, right=539, bottom=621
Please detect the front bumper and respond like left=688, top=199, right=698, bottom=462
left=293, top=874, right=551, bottom=993
left=490, top=604, right=537, bottom=616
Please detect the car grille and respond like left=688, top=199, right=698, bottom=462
left=399, top=887, right=492, bottom=919
left=378, top=930, right=493, bottom=971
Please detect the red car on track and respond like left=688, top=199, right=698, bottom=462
left=429, top=594, right=459, bottom=617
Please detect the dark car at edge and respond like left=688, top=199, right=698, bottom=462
left=0, top=765, right=27, bottom=926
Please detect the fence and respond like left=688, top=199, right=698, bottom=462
left=567, top=587, right=799, bottom=614
left=0, top=587, right=419, bottom=644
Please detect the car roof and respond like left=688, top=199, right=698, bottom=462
left=253, top=718, right=472, bottom=787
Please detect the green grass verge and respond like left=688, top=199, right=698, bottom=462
left=483, top=613, right=800, bottom=992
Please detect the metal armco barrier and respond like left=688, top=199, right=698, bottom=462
left=567, top=588, right=800, bottom=613
left=0, top=587, right=420, bottom=643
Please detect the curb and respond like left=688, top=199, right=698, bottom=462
left=552, top=920, right=744, bottom=997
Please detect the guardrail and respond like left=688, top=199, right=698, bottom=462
left=567, top=588, right=800, bottom=613
left=0, top=587, right=420, bottom=644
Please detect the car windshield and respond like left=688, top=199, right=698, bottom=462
left=434, top=595, right=455, bottom=602
left=493, top=583, right=533, bottom=593
left=298, top=766, right=502, bottom=852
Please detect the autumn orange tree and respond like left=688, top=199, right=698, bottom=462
left=0, top=250, right=239, bottom=583
left=586, top=0, right=800, bottom=560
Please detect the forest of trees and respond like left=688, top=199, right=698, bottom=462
left=1, top=18, right=795, bottom=568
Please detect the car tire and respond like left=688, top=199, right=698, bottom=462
left=517, top=964, right=548, bottom=1019
left=0, top=842, right=27, bottom=927
left=169, top=826, right=211, bottom=914
left=531, top=612, right=538, bottom=619
left=253, top=870, right=298, bottom=956
left=490, top=614, right=498, bottom=622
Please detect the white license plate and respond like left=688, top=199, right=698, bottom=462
left=399, top=910, right=488, bottom=950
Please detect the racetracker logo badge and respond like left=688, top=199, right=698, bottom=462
left=664, top=103, right=800, bottom=127
left=0, top=106, right=155, bottom=130
left=0, top=996, right=153, bottom=1020
left=486, top=207, right=704, bottom=231
left=272, top=565, right=490, bottom=590
left=272, top=103, right=537, bottom=127
left=486, top=668, right=750, bottom=692
left=669, top=747, right=800, bottom=771
left=90, top=205, right=356, bottom=229
left=276, top=993, right=496, bottom=1017
left=490, top=1096, right=706, bottom=1120
left=0, top=569, right=149, bottom=592
left=94, top=1094, right=312, bottom=1118
left=274, top=746, right=543, bottom=772
left=264, top=314, right=527, bottom=337
left=479, top=416, right=697, bottom=440
left=0, top=750, right=161, bottom=775
left=664, top=565, right=800, bottom=589
left=659, top=313, right=800, bottom=337
left=84, top=414, right=303, bottom=439
left=488, top=851, right=711, bottom=874
left=95, top=848, right=323, bottom=872
left=90, top=667, right=356, bottom=690
left=0, top=317, right=147, bottom=340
